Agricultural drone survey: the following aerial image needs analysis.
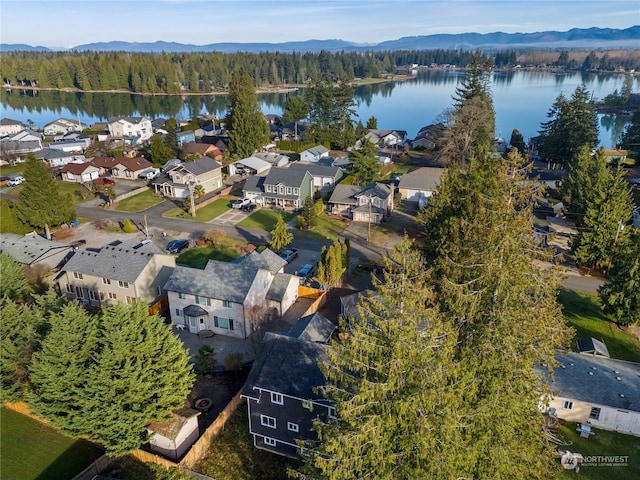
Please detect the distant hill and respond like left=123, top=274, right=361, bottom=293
left=0, top=43, right=51, bottom=52
left=2, top=26, right=638, bottom=53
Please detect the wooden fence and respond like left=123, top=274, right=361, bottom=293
left=298, top=289, right=327, bottom=316
left=71, top=455, right=112, bottom=480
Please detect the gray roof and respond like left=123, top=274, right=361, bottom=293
left=398, top=167, right=445, bottom=191
left=242, top=175, right=265, bottom=193
left=241, top=331, right=330, bottom=401
left=0, top=118, right=25, bottom=126
left=340, top=290, right=379, bottom=323
left=264, top=166, right=310, bottom=188
left=540, top=352, right=640, bottom=412
left=234, top=156, right=271, bottom=172
left=0, top=233, right=73, bottom=266
left=34, top=148, right=75, bottom=160
left=303, top=145, right=329, bottom=156
left=329, top=183, right=391, bottom=205
left=288, top=162, right=342, bottom=179
left=356, top=183, right=392, bottom=200
left=62, top=238, right=166, bottom=283
left=576, top=337, right=610, bottom=358
left=110, top=116, right=148, bottom=125
left=287, top=312, right=336, bottom=343
left=166, top=249, right=285, bottom=303
left=184, top=304, right=209, bottom=317
left=173, top=156, right=221, bottom=176
left=266, top=273, right=296, bottom=302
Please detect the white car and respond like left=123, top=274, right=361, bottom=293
left=232, top=198, right=250, bottom=209
left=139, top=168, right=160, bottom=180
left=7, top=176, right=24, bottom=186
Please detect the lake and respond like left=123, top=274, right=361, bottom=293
left=1, top=70, right=635, bottom=148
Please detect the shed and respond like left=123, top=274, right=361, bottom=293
left=576, top=337, right=610, bottom=358
left=147, top=408, right=201, bottom=460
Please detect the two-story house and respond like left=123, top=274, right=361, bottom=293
left=35, top=148, right=83, bottom=168
left=0, top=118, right=27, bottom=135
left=164, top=249, right=299, bottom=338
left=58, top=238, right=176, bottom=308
left=287, top=163, right=343, bottom=193
left=243, top=166, right=314, bottom=209
left=152, top=156, right=223, bottom=199
left=328, top=182, right=394, bottom=224
left=108, top=116, right=153, bottom=144
left=44, top=118, right=85, bottom=136
left=0, top=130, right=43, bottom=162
left=241, top=313, right=337, bottom=458
left=363, top=129, right=408, bottom=147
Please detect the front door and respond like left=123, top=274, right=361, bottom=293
left=198, top=317, right=207, bottom=331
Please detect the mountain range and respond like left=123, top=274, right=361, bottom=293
left=2, top=26, right=639, bottom=53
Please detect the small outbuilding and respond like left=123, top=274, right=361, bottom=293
left=147, top=408, right=201, bottom=461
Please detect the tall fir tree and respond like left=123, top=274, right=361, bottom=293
left=349, top=139, right=380, bottom=185
left=269, top=213, right=293, bottom=252
left=28, top=303, right=194, bottom=456
left=15, top=154, right=75, bottom=238
left=225, top=70, right=270, bottom=159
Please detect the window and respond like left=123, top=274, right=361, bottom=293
left=214, top=316, right=233, bottom=330
left=590, top=407, right=601, bottom=420
left=118, top=281, right=129, bottom=288
left=73, top=272, right=83, bottom=279
left=178, top=292, right=186, bottom=300
left=222, top=300, right=232, bottom=308
left=264, top=437, right=277, bottom=447
left=286, top=187, right=292, bottom=194
left=260, top=415, right=276, bottom=429
left=271, top=393, right=284, bottom=405
left=75, top=286, right=84, bottom=298
left=65, top=283, right=74, bottom=293
left=89, top=290, right=99, bottom=301
left=102, top=278, right=111, bottom=285
left=294, top=188, right=299, bottom=195
left=175, top=308, right=182, bottom=317
left=196, top=296, right=210, bottom=306
left=126, top=296, right=136, bottom=304
left=188, top=316, right=196, bottom=327
left=99, top=291, right=105, bottom=301
left=108, top=292, right=117, bottom=299
left=287, top=422, right=299, bottom=432
left=563, top=401, right=573, bottom=410
left=328, top=406, right=337, bottom=419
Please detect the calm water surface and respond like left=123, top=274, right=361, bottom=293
left=1, top=70, right=635, bottom=148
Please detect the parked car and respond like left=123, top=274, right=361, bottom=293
left=232, top=198, right=250, bottom=209
left=241, top=203, right=257, bottom=213
left=139, top=168, right=160, bottom=180
left=7, top=176, right=25, bottom=186
left=167, top=239, right=189, bottom=254
left=0, top=176, right=11, bottom=187
left=95, top=176, right=115, bottom=185
left=297, top=263, right=315, bottom=279
left=279, top=249, right=298, bottom=262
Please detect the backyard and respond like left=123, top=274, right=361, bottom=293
left=176, top=243, right=244, bottom=269
left=0, top=406, right=103, bottom=480
left=236, top=209, right=294, bottom=231
left=292, top=212, right=347, bottom=241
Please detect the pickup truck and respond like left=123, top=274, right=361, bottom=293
left=279, top=249, right=298, bottom=262
left=297, top=263, right=314, bottom=279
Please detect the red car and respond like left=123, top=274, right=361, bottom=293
left=95, top=177, right=115, bottom=185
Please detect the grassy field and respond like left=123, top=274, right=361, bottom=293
left=164, top=198, right=231, bottom=222
left=294, top=213, right=347, bottom=241
left=193, top=408, right=297, bottom=480
left=556, top=424, right=640, bottom=480
left=176, top=245, right=242, bottom=269
left=0, top=407, right=103, bottom=480
left=558, top=289, right=640, bottom=362
left=115, top=189, right=164, bottom=212
left=236, top=209, right=294, bottom=231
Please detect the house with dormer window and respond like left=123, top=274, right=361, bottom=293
left=328, top=182, right=394, bottom=224
left=152, top=156, right=223, bottom=199
left=164, top=249, right=299, bottom=338
left=241, top=313, right=337, bottom=459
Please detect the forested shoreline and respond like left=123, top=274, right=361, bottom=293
left=1, top=48, right=638, bottom=95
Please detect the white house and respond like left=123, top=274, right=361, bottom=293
left=0, top=118, right=27, bottom=135
left=44, top=118, right=85, bottom=136
left=164, top=249, right=299, bottom=339
left=108, top=117, right=153, bottom=144
left=229, top=156, right=272, bottom=177
left=538, top=352, right=640, bottom=437
left=300, top=145, right=329, bottom=163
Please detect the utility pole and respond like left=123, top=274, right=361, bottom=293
left=188, top=181, right=196, bottom=217
left=367, top=198, right=371, bottom=242
left=614, top=219, right=624, bottom=243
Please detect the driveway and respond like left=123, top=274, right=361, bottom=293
left=210, top=207, right=252, bottom=225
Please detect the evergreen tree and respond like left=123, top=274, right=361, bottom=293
left=0, top=253, right=31, bottom=301
left=15, top=154, right=75, bottom=238
left=305, top=79, right=357, bottom=149
left=164, top=121, right=180, bottom=159
left=538, top=85, right=599, bottom=167
left=150, top=134, right=171, bottom=165
left=509, top=128, right=526, bottom=155
left=349, top=139, right=380, bottom=185
left=365, top=116, right=378, bottom=129
left=225, top=70, right=270, bottom=159
left=570, top=165, right=633, bottom=269
left=282, top=95, right=309, bottom=139
left=28, top=303, right=194, bottom=456
left=302, top=195, right=318, bottom=229
left=598, top=230, right=640, bottom=326
left=269, top=213, right=293, bottom=252
left=619, top=110, right=640, bottom=153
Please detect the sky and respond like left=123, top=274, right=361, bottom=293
left=1, top=0, right=638, bottom=50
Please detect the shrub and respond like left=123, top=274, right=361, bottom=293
left=224, top=353, right=243, bottom=371
left=203, top=228, right=226, bottom=247
left=296, top=215, right=307, bottom=229
left=122, top=218, right=137, bottom=233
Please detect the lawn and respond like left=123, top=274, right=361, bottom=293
left=115, top=189, right=164, bottom=212
left=0, top=407, right=103, bottom=480
left=176, top=245, right=242, bottom=269
left=193, top=408, right=298, bottom=480
left=236, top=209, right=294, bottom=231
left=556, top=424, right=640, bottom=480
left=558, top=289, right=640, bottom=362
left=164, top=198, right=231, bottom=222
left=294, top=213, right=347, bottom=241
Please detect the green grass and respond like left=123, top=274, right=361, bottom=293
left=556, top=424, right=640, bottom=480
left=236, top=209, right=294, bottom=231
left=115, top=189, right=164, bottom=212
left=193, top=408, right=297, bottom=480
left=558, top=289, right=640, bottom=362
left=295, top=213, right=347, bottom=241
left=0, top=164, right=25, bottom=176
left=176, top=246, right=241, bottom=269
left=0, top=407, right=103, bottom=480
left=164, top=198, right=231, bottom=222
